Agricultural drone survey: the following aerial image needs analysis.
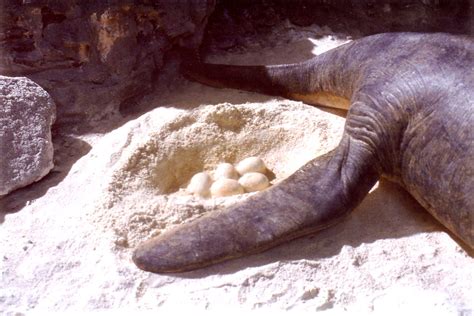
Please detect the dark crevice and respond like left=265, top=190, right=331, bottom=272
left=41, top=7, right=67, bottom=30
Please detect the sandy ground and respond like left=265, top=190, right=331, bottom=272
left=1, top=24, right=473, bottom=315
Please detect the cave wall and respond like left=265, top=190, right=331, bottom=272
left=0, top=0, right=215, bottom=124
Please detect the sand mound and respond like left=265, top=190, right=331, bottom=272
left=94, top=101, right=344, bottom=248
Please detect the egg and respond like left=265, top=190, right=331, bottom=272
left=235, top=156, right=267, bottom=175
left=187, top=172, right=212, bottom=197
left=210, top=178, right=244, bottom=197
left=238, top=172, right=270, bottom=192
left=214, top=163, right=239, bottom=180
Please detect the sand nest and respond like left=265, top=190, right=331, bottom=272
left=95, top=101, right=344, bottom=249
left=81, top=100, right=468, bottom=314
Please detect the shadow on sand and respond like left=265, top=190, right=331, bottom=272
left=0, top=135, right=91, bottom=223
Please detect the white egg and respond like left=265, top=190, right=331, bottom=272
left=214, top=163, right=239, bottom=180
left=210, top=178, right=244, bottom=197
left=235, top=156, right=267, bottom=175
left=187, top=172, right=212, bottom=197
left=238, top=172, right=270, bottom=192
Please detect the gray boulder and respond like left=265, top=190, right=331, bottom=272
left=0, top=76, right=56, bottom=196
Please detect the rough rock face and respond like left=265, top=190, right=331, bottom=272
left=0, top=0, right=215, bottom=123
left=0, top=76, right=56, bottom=196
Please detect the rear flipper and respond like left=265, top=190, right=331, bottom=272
left=180, top=51, right=316, bottom=99
left=133, top=135, right=379, bottom=273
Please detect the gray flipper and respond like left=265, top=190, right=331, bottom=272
left=133, top=128, right=379, bottom=273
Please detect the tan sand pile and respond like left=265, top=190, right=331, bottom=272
left=93, top=101, right=344, bottom=250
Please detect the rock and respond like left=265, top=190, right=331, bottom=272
left=213, top=162, right=239, bottom=180
left=235, top=156, right=267, bottom=175
left=0, top=1, right=216, bottom=124
left=238, top=172, right=270, bottom=192
left=0, top=76, right=56, bottom=195
left=187, top=172, right=212, bottom=197
left=210, top=178, right=244, bottom=197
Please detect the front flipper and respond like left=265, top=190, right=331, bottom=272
left=133, top=136, right=379, bottom=273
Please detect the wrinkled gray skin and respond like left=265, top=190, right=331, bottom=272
left=133, top=33, right=473, bottom=273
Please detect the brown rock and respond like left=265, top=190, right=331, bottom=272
left=0, top=1, right=215, bottom=124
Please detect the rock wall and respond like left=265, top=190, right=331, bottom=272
left=0, top=0, right=215, bottom=124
